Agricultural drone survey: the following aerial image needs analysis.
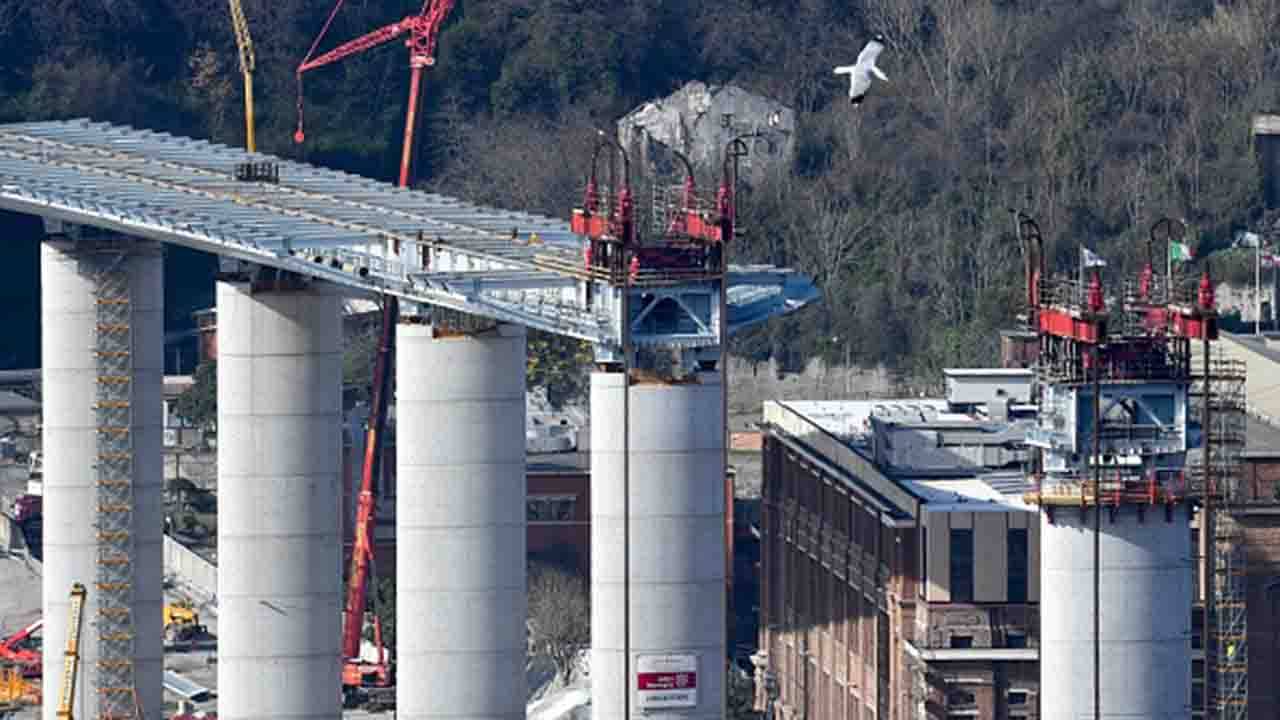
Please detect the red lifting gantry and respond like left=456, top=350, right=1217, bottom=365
left=570, top=135, right=733, bottom=283
left=1018, top=214, right=1218, bottom=514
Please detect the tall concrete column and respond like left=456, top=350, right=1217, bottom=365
left=216, top=279, right=343, bottom=720
left=591, top=371, right=726, bottom=720
left=1039, top=509, right=1192, bottom=720
left=396, top=322, right=527, bottom=719
left=41, top=235, right=164, bottom=720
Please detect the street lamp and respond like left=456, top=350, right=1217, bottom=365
left=831, top=335, right=851, bottom=395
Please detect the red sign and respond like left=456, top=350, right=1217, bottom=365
left=636, top=653, right=699, bottom=709
left=637, top=671, right=697, bottom=691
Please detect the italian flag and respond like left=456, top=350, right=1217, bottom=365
left=1170, top=241, right=1193, bottom=263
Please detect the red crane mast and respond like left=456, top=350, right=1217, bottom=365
left=295, top=0, right=456, bottom=188
left=294, top=0, right=455, bottom=702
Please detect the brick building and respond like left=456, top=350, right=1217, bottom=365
left=526, top=452, right=591, bottom=575
left=755, top=372, right=1041, bottom=720
left=341, top=423, right=594, bottom=580
left=1208, top=438, right=1280, bottom=718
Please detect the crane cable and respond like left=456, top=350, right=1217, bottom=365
left=295, top=0, right=349, bottom=141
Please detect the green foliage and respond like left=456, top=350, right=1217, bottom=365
left=727, top=665, right=760, bottom=719
left=174, top=360, right=217, bottom=431
left=343, top=319, right=382, bottom=405
left=527, top=329, right=592, bottom=409
left=370, top=576, right=396, bottom=653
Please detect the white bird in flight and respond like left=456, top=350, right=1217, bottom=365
left=833, top=34, right=889, bottom=106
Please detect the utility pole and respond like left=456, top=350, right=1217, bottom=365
left=1202, top=325, right=1215, bottom=720
left=1091, top=343, right=1102, bottom=720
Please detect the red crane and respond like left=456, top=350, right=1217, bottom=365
left=294, top=0, right=456, bottom=188
left=340, top=296, right=397, bottom=703
left=0, top=618, right=42, bottom=677
left=294, top=0, right=455, bottom=705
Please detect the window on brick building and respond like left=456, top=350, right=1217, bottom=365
left=950, top=529, right=974, bottom=602
left=1007, top=528, right=1029, bottom=602
left=527, top=494, right=576, bottom=521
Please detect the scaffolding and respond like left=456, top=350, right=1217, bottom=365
left=1214, top=515, right=1248, bottom=720
left=91, top=248, right=140, bottom=720
left=1190, top=351, right=1249, bottom=720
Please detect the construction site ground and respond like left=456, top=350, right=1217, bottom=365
left=1, top=461, right=399, bottom=720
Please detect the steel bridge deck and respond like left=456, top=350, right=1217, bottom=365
left=0, top=118, right=817, bottom=348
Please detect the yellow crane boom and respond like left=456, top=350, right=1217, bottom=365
left=55, top=583, right=87, bottom=720
left=229, top=0, right=257, bottom=152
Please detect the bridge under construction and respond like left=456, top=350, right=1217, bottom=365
left=0, top=118, right=818, bottom=720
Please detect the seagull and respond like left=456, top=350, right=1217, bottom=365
left=833, top=33, right=889, bottom=106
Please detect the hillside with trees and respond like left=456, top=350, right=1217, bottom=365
left=0, top=0, right=1274, bottom=376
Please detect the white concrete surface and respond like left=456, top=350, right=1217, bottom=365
left=163, top=535, right=217, bottom=603
left=590, top=372, right=726, bottom=719
left=1039, top=507, right=1193, bottom=719
left=395, top=323, right=528, bottom=719
left=216, top=280, right=343, bottom=720
left=0, top=552, right=41, bottom=634
left=40, top=237, right=164, bottom=720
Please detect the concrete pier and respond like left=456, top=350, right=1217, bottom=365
left=40, top=235, right=164, bottom=720
left=1039, top=509, right=1192, bottom=720
left=396, top=322, right=527, bottom=719
left=216, top=280, right=343, bottom=720
left=590, top=371, right=726, bottom=719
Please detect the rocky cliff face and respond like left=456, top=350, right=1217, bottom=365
left=617, top=81, right=794, bottom=188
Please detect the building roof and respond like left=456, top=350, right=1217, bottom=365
left=0, top=390, right=38, bottom=414
left=1245, top=417, right=1280, bottom=456
left=762, top=396, right=1036, bottom=525
left=526, top=451, right=589, bottom=474
left=908, top=475, right=1033, bottom=512
left=942, top=368, right=1035, bottom=378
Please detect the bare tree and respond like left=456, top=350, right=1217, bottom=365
left=528, top=564, right=590, bottom=685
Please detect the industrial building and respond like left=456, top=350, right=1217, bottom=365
left=754, top=369, right=1042, bottom=720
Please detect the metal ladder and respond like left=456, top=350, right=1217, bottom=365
left=56, top=583, right=87, bottom=720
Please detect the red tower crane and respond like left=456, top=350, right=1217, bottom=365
left=294, top=0, right=455, bottom=705
left=294, top=0, right=456, bottom=188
